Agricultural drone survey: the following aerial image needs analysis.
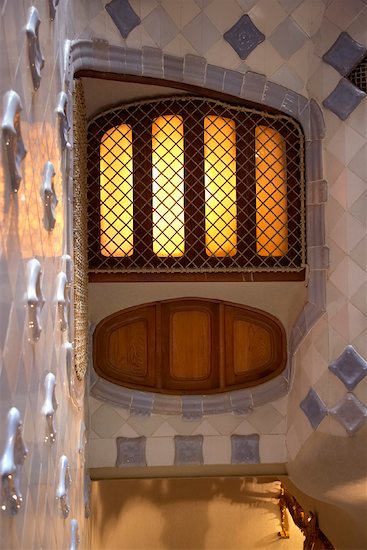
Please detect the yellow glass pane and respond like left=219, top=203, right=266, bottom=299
left=100, top=124, right=133, bottom=257
left=152, top=115, right=185, bottom=257
left=204, top=116, right=237, bottom=257
left=255, top=126, right=288, bottom=257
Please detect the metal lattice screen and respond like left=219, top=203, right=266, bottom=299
left=348, top=55, right=367, bottom=93
left=87, top=96, right=305, bottom=274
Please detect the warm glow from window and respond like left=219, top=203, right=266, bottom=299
left=152, top=115, right=185, bottom=257
left=255, top=126, right=288, bottom=257
left=100, top=125, right=133, bottom=257
left=204, top=116, right=237, bottom=257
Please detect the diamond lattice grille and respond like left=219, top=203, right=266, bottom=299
left=87, top=96, right=305, bottom=273
left=348, top=55, right=367, bottom=93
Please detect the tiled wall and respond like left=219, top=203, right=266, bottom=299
left=1, top=0, right=366, bottom=546
left=74, top=0, right=367, bottom=471
left=286, top=1, right=367, bottom=459
left=0, top=1, right=90, bottom=549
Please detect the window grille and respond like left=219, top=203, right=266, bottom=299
left=87, top=96, right=305, bottom=274
left=348, top=55, right=367, bottom=93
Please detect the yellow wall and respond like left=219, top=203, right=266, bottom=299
left=91, top=477, right=304, bottom=550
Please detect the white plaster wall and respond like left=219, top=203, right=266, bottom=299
left=0, top=1, right=90, bottom=549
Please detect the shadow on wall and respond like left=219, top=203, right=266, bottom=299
left=91, top=476, right=304, bottom=549
left=286, top=424, right=367, bottom=550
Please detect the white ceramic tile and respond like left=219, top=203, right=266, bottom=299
left=260, top=435, right=287, bottom=463
left=146, top=436, right=175, bottom=466
left=166, top=416, right=203, bottom=435
left=192, top=419, right=220, bottom=436
left=151, top=421, right=179, bottom=437
left=161, top=0, right=200, bottom=28
left=347, top=5, right=367, bottom=44
left=232, top=418, right=259, bottom=435
left=88, top=438, right=117, bottom=468
left=126, top=414, right=166, bottom=437
left=324, top=0, right=365, bottom=30
left=248, top=0, right=287, bottom=35
left=91, top=404, right=125, bottom=438
left=130, top=0, right=158, bottom=20
left=205, top=414, right=244, bottom=435
left=292, top=0, right=326, bottom=37
left=246, top=405, right=284, bottom=433
left=204, top=0, right=243, bottom=33
left=245, top=41, right=284, bottom=77
left=348, top=258, right=365, bottom=297
left=286, top=424, right=301, bottom=461
left=143, top=5, right=180, bottom=49
left=348, top=144, right=367, bottom=182
left=114, top=423, right=140, bottom=438
left=163, top=33, right=197, bottom=57
left=329, top=212, right=365, bottom=254
left=205, top=36, right=241, bottom=69
left=348, top=100, right=367, bottom=140
left=271, top=65, right=304, bottom=91
left=182, top=11, right=221, bottom=55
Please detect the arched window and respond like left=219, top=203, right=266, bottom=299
left=87, top=96, right=305, bottom=280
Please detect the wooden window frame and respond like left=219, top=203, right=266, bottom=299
left=86, top=75, right=306, bottom=282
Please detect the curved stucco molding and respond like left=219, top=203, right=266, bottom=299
left=66, top=40, right=327, bottom=414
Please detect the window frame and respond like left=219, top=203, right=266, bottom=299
left=87, top=86, right=306, bottom=282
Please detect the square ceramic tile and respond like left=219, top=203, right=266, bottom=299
left=143, top=5, right=179, bottom=49
left=116, top=436, right=147, bottom=467
left=204, top=0, right=243, bottom=33
left=248, top=0, right=287, bottom=35
left=231, top=434, right=260, bottom=464
left=269, top=16, right=308, bottom=60
left=174, top=435, right=203, bottom=465
left=259, top=435, right=287, bottom=463
left=146, top=437, right=175, bottom=466
left=292, top=0, right=326, bottom=37
left=324, top=0, right=365, bottom=31
left=182, top=12, right=221, bottom=55
left=203, top=436, right=231, bottom=464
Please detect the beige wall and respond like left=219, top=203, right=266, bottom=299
left=91, top=477, right=304, bottom=550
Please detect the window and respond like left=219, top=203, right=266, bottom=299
left=87, top=96, right=305, bottom=278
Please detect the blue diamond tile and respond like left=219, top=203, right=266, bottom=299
left=105, top=0, right=141, bottom=39
left=231, top=434, right=259, bottom=464
left=300, top=389, right=327, bottom=429
left=329, top=346, right=367, bottom=391
left=116, top=436, right=146, bottom=467
left=224, top=15, right=265, bottom=60
left=174, top=435, right=203, bottom=465
left=323, top=32, right=367, bottom=77
left=330, top=393, right=367, bottom=435
left=323, top=78, right=366, bottom=121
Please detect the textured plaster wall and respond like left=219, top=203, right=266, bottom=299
left=78, top=0, right=367, bottom=479
left=0, top=1, right=90, bottom=549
